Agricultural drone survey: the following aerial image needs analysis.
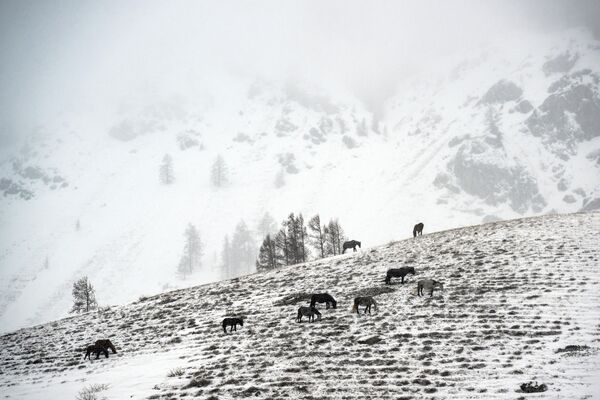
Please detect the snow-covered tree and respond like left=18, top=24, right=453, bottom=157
left=257, top=212, right=278, bottom=238
left=211, top=155, right=228, bottom=187
left=70, top=276, right=98, bottom=314
left=308, top=214, right=326, bottom=259
left=159, top=154, right=174, bottom=184
left=177, top=224, right=203, bottom=279
left=256, top=234, right=277, bottom=271
left=221, top=235, right=232, bottom=279
left=230, top=221, right=256, bottom=276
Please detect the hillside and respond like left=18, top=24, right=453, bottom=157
left=1, top=212, right=599, bottom=399
left=1, top=28, right=600, bottom=333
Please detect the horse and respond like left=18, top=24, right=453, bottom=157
left=310, top=293, right=337, bottom=309
left=95, top=339, right=117, bottom=354
left=84, top=344, right=109, bottom=360
left=385, top=267, right=416, bottom=284
left=417, top=279, right=443, bottom=297
left=413, top=223, right=424, bottom=237
left=222, top=317, right=244, bottom=333
left=342, top=240, right=361, bottom=253
left=83, top=339, right=117, bottom=360
left=297, top=306, right=322, bottom=322
left=352, top=296, right=377, bottom=314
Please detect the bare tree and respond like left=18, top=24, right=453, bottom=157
left=308, top=214, right=326, bottom=259
left=177, top=224, right=203, bottom=279
left=211, top=155, right=228, bottom=187
left=159, top=154, right=174, bottom=184
left=70, top=276, right=98, bottom=314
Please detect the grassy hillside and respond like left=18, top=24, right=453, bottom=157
left=1, top=212, right=599, bottom=399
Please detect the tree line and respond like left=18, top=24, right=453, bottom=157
left=256, top=213, right=346, bottom=271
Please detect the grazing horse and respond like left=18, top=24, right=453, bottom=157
left=352, top=296, right=377, bottom=314
left=310, top=293, right=337, bottom=309
left=95, top=339, right=117, bottom=354
left=83, top=339, right=117, bottom=360
left=385, top=267, right=416, bottom=284
left=222, top=317, right=244, bottom=333
left=413, top=223, right=424, bottom=237
left=84, top=344, right=109, bottom=360
left=297, top=306, right=322, bottom=322
left=417, top=279, right=443, bottom=297
left=342, top=240, right=361, bottom=253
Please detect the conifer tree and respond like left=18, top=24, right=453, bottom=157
left=70, top=276, right=98, bottom=314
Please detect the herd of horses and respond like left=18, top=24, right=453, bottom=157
left=83, top=223, right=431, bottom=357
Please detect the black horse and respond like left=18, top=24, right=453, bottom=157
left=84, top=344, right=109, bottom=360
left=83, top=339, right=117, bottom=360
left=296, top=306, right=322, bottom=322
left=342, top=240, right=361, bottom=253
left=222, top=317, right=244, bottom=333
left=413, top=223, right=424, bottom=237
left=310, top=293, right=337, bottom=309
left=385, top=267, right=416, bottom=284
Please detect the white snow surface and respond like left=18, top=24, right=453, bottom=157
left=0, top=212, right=599, bottom=399
left=1, top=28, right=600, bottom=332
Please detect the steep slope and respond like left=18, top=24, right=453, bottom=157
left=1, top=28, right=600, bottom=333
left=1, top=212, right=599, bottom=399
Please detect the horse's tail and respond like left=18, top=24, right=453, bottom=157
left=372, top=299, right=378, bottom=311
left=385, top=273, right=390, bottom=284
left=351, top=304, right=357, bottom=313
left=413, top=227, right=417, bottom=237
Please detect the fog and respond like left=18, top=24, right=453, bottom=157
left=1, top=0, right=599, bottom=145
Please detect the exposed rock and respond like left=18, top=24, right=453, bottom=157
left=542, top=52, right=579, bottom=76
left=513, top=99, right=533, bottom=114
left=449, top=140, right=546, bottom=213
left=527, top=70, right=600, bottom=156
left=479, top=80, right=522, bottom=105
left=581, top=198, right=600, bottom=211
left=342, top=135, right=357, bottom=149
left=563, top=194, right=576, bottom=204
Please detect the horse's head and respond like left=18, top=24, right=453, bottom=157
left=409, top=267, right=416, bottom=274
left=357, top=241, right=361, bottom=248
left=239, top=318, right=244, bottom=326
left=332, top=299, right=337, bottom=309
left=434, top=281, right=444, bottom=291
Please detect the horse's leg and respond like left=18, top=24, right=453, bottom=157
left=401, top=275, right=404, bottom=284
left=326, top=302, right=330, bottom=310
left=430, top=288, right=434, bottom=297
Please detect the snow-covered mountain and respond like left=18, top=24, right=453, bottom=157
left=1, top=28, right=599, bottom=333
left=1, top=212, right=599, bottom=399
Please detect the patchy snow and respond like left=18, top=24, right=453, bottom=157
left=1, top=212, right=599, bottom=399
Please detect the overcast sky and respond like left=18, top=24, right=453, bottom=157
left=0, top=0, right=599, bottom=145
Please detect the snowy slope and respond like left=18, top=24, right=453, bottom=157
left=1, top=28, right=600, bottom=333
left=0, top=212, right=599, bottom=399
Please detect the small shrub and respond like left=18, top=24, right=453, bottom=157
left=520, top=382, right=547, bottom=393
left=167, top=367, right=185, bottom=377
left=76, top=383, right=110, bottom=400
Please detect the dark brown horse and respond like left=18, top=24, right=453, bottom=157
left=342, top=240, right=361, bottom=253
left=385, top=267, right=415, bottom=284
left=413, top=223, right=424, bottom=237
left=222, top=317, right=244, bottom=333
